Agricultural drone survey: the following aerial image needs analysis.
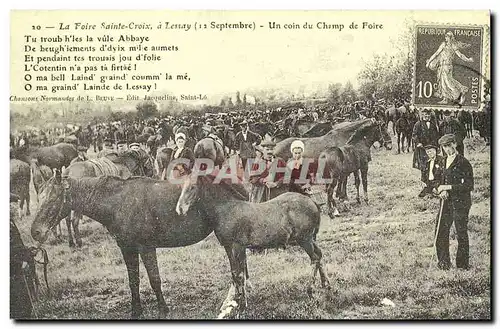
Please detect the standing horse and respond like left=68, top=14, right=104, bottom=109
left=155, top=146, right=174, bottom=180
left=319, top=121, right=392, bottom=217
left=175, top=175, right=330, bottom=318
left=394, top=117, right=412, bottom=153
left=62, top=149, right=154, bottom=248
left=11, top=142, right=78, bottom=170
left=273, top=118, right=375, bottom=161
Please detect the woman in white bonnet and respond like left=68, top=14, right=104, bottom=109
left=169, top=132, right=195, bottom=177
left=288, top=140, right=316, bottom=194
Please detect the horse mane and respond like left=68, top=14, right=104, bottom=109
left=346, top=122, right=376, bottom=145
left=198, top=175, right=248, bottom=201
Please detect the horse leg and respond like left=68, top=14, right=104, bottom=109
left=139, top=247, right=168, bottom=318
left=360, top=166, right=369, bottom=204
left=221, top=244, right=247, bottom=317
left=312, top=242, right=330, bottom=288
left=298, top=239, right=321, bottom=297
left=341, top=175, right=348, bottom=200
left=327, top=179, right=340, bottom=218
left=25, top=188, right=30, bottom=216
left=119, top=246, right=142, bottom=319
left=397, top=132, right=401, bottom=154
left=73, top=212, right=83, bottom=248
left=66, top=213, right=75, bottom=248
left=353, top=170, right=361, bottom=204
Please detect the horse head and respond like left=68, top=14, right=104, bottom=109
left=31, top=169, right=72, bottom=243
left=122, top=149, right=155, bottom=177
left=176, top=174, right=201, bottom=216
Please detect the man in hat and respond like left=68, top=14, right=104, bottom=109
left=438, top=110, right=467, bottom=156
left=235, top=120, right=261, bottom=171
left=412, top=109, right=440, bottom=193
left=434, top=133, right=474, bottom=270
left=97, top=139, right=116, bottom=158
left=129, top=142, right=141, bottom=151
left=418, top=144, right=444, bottom=197
left=116, top=140, right=128, bottom=154
left=70, top=145, right=89, bottom=165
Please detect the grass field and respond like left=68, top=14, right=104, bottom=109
left=14, top=136, right=491, bottom=320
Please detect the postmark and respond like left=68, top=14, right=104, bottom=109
left=412, top=24, right=487, bottom=111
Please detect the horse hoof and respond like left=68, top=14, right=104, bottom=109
left=307, top=286, right=314, bottom=298
left=158, top=305, right=169, bottom=318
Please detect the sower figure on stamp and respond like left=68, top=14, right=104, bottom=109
left=418, top=144, right=444, bottom=198
left=413, top=108, right=440, bottom=197
left=434, top=134, right=474, bottom=270
left=438, top=110, right=467, bottom=156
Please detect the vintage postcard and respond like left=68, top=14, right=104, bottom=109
left=9, top=10, right=491, bottom=320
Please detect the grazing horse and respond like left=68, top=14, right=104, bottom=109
left=176, top=175, right=330, bottom=318
left=10, top=159, right=31, bottom=216
left=273, top=118, right=375, bottom=161
left=62, top=149, right=154, bottom=248
left=31, top=173, right=221, bottom=319
left=319, top=121, right=392, bottom=217
left=194, top=137, right=226, bottom=168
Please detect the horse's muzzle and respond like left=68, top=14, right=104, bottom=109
left=31, top=224, right=49, bottom=243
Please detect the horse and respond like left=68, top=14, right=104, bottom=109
left=32, top=164, right=53, bottom=202
left=155, top=146, right=174, bottom=180
left=194, top=137, right=226, bottom=168
left=11, top=143, right=78, bottom=170
left=175, top=175, right=330, bottom=318
left=10, top=159, right=31, bottom=216
left=319, top=120, right=393, bottom=217
left=394, top=117, right=412, bottom=153
left=62, top=149, right=155, bottom=248
left=384, top=104, right=401, bottom=135
left=32, top=173, right=217, bottom=318
left=273, top=118, right=376, bottom=161
left=300, top=122, right=333, bottom=137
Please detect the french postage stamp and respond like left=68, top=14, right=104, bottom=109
left=412, top=24, right=487, bottom=111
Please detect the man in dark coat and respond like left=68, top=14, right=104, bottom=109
left=412, top=109, right=440, bottom=186
left=235, top=120, right=262, bottom=171
left=438, top=111, right=467, bottom=155
left=434, top=134, right=474, bottom=270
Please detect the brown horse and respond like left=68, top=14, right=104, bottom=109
left=319, top=121, right=392, bottom=217
left=32, top=173, right=215, bottom=318
left=176, top=175, right=330, bottom=318
left=12, top=143, right=77, bottom=170
left=155, top=146, right=174, bottom=180
left=194, top=137, right=226, bottom=168
left=62, top=149, right=154, bottom=248
left=273, top=118, right=375, bottom=161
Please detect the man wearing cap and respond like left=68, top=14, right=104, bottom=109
left=412, top=109, right=440, bottom=189
left=235, top=120, right=261, bottom=171
left=438, top=111, right=467, bottom=156
left=418, top=144, right=444, bottom=197
left=70, top=146, right=89, bottom=165
left=434, top=133, right=474, bottom=270
left=116, top=140, right=128, bottom=154
left=129, top=142, right=141, bottom=151
left=249, top=137, right=286, bottom=203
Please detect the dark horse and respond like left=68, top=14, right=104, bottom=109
left=61, top=149, right=154, bottom=248
left=319, top=120, right=392, bottom=217
left=194, top=137, right=226, bottom=168
left=12, top=142, right=77, bottom=170
left=394, top=117, right=412, bottom=154
left=155, top=146, right=174, bottom=180
left=176, top=175, right=330, bottom=318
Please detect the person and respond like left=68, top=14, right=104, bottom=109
left=168, top=132, right=195, bottom=179
left=434, top=134, right=474, bottom=270
left=418, top=144, right=444, bottom=197
left=438, top=111, right=467, bottom=156
left=129, top=142, right=141, bottom=151
left=70, top=146, right=89, bottom=165
left=426, top=31, right=474, bottom=105
left=412, top=109, right=440, bottom=194
left=249, top=137, right=286, bottom=203
left=116, top=140, right=128, bottom=154
left=235, top=120, right=261, bottom=171
left=288, top=140, right=316, bottom=194
left=97, top=139, right=116, bottom=158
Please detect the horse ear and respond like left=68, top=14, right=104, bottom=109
left=54, top=168, right=62, bottom=183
